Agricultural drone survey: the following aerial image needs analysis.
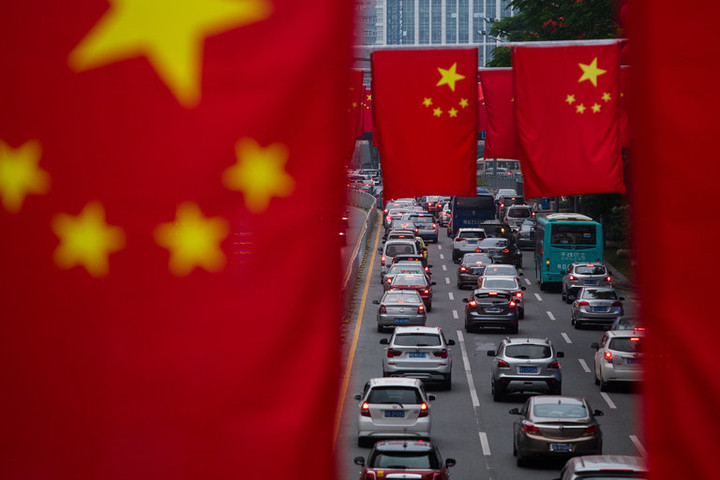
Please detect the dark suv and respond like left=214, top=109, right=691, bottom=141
left=354, top=440, right=456, bottom=480
left=463, top=289, right=519, bottom=333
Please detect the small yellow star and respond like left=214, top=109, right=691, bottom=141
left=448, top=108, right=458, bottom=118
left=68, top=0, right=271, bottom=107
left=154, top=202, right=229, bottom=276
left=591, top=103, right=602, bottom=113
left=510, top=97, right=515, bottom=103
left=459, top=98, right=469, bottom=108
left=433, top=108, right=443, bottom=117
left=565, top=94, right=576, bottom=105
left=602, top=92, right=612, bottom=102
left=52, top=202, right=125, bottom=277
left=352, top=102, right=358, bottom=108
left=0, top=139, right=50, bottom=214
left=576, top=104, right=587, bottom=114
left=578, top=57, right=607, bottom=87
left=436, top=63, right=466, bottom=92
left=422, top=97, right=433, bottom=107
left=222, top=138, right=295, bottom=213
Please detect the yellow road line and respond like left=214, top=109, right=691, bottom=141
left=334, top=210, right=382, bottom=450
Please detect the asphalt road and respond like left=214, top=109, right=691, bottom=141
left=337, top=211, right=645, bottom=480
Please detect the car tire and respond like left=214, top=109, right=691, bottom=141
left=377, top=325, right=384, bottom=333
left=600, top=377, right=610, bottom=392
left=561, top=288, right=567, bottom=302
left=594, top=371, right=600, bottom=385
left=443, top=373, right=452, bottom=390
left=539, top=280, right=546, bottom=292
left=492, top=382, right=504, bottom=401
left=427, top=302, right=432, bottom=312
left=518, top=308, right=525, bottom=320
left=508, top=323, right=519, bottom=334
left=358, top=437, right=370, bottom=448
left=516, top=451, right=528, bottom=467
left=551, top=384, right=562, bottom=395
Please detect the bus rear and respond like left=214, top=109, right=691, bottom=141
left=450, top=195, right=495, bottom=237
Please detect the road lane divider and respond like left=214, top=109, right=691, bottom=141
left=561, top=332, right=573, bottom=344
left=524, top=278, right=531, bottom=286
left=439, top=253, right=445, bottom=260
left=442, top=264, right=447, bottom=271
left=452, top=309, right=459, bottom=319
left=478, top=432, right=491, bottom=456
left=534, top=293, right=543, bottom=301
left=448, top=292, right=454, bottom=300
left=546, top=311, right=556, bottom=321
left=600, top=392, right=617, bottom=409
left=445, top=277, right=450, bottom=284
left=629, top=435, right=647, bottom=457
left=578, top=359, right=591, bottom=373
left=438, top=245, right=442, bottom=250
left=457, top=330, right=480, bottom=408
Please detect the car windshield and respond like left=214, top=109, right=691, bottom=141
left=480, top=238, right=508, bottom=247
left=483, top=278, right=517, bottom=289
left=581, top=289, right=618, bottom=300
left=508, top=208, right=531, bottom=218
left=367, top=387, right=423, bottom=404
left=393, top=274, right=426, bottom=286
left=458, top=230, right=485, bottom=239
left=384, top=293, right=420, bottom=303
left=483, top=266, right=517, bottom=276
left=575, top=265, right=607, bottom=275
left=505, top=344, right=551, bottom=359
left=533, top=403, right=588, bottom=419
left=463, top=254, right=492, bottom=265
left=370, top=452, right=438, bottom=469
left=394, top=333, right=442, bottom=347
left=385, top=243, right=416, bottom=257
left=609, top=337, right=643, bottom=353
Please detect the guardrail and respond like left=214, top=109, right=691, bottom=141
left=341, top=189, right=377, bottom=313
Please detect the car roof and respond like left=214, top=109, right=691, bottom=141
left=385, top=239, right=416, bottom=245
left=393, top=326, right=442, bottom=335
left=605, top=330, right=645, bottom=338
left=504, top=337, right=551, bottom=345
left=369, top=377, right=423, bottom=387
left=482, top=275, right=518, bottom=282
left=373, top=440, right=434, bottom=453
left=565, top=455, right=647, bottom=473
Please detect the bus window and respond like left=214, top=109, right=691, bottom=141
left=550, top=224, right=596, bottom=245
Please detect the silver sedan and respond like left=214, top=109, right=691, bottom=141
left=373, top=289, right=427, bottom=332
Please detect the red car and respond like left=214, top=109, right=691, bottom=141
left=354, top=440, right=456, bottom=480
left=390, top=273, right=436, bottom=311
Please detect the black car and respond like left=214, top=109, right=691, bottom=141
left=476, top=238, right=522, bottom=268
left=463, top=289, right=519, bottom=333
left=457, top=253, right=493, bottom=289
left=514, top=221, right=535, bottom=250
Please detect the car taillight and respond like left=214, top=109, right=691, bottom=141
left=366, top=472, right=377, bottom=480
left=455, top=237, right=465, bottom=242
left=568, top=275, right=577, bottom=281
left=424, top=266, right=429, bottom=272
left=605, top=276, right=612, bottom=282
left=497, top=359, right=510, bottom=368
left=423, top=289, right=429, bottom=294
left=361, top=402, right=371, bottom=417
left=578, top=301, right=590, bottom=307
left=386, top=278, right=392, bottom=284
left=547, top=361, right=560, bottom=369
left=387, top=349, right=402, bottom=358
left=460, top=266, right=467, bottom=272
left=384, top=209, right=389, bottom=214
left=381, top=255, right=385, bottom=265
left=433, top=349, right=448, bottom=358
left=432, top=223, right=437, bottom=228
left=612, top=301, right=623, bottom=307
left=417, top=305, right=425, bottom=314
left=500, top=203, right=505, bottom=208
left=432, top=474, right=441, bottom=480
left=509, top=301, right=516, bottom=308
left=415, top=228, right=419, bottom=233
left=604, top=351, right=613, bottom=363
left=386, top=216, right=392, bottom=222
left=419, top=402, right=429, bottom=417
left=503, top=248, right=509, bottom=253
left=515, top=292, right=523, bottom=298
left=582, top=425, right=598, bottom=436
left=521, top=421, right=540, bottom=434
left=379, top=305, right=387, bottom=314
left=469, top=300, right=477, bottom=308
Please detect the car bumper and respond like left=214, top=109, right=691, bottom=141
left=416, top=231, right=438, bottom=241
left=518, top=433, right=602, bottom=458
left=495, top=375, right=561, bottom=393
left=465, top=311, right=518, bottom=330
left=457, top=272, right=481, bottom=287
left=383, top=363, right=452, bottom=381
left=358, top=417, right=431, bottom=439
left=377, top=313, right=427, bottom=328
left=599, top=362, right=643, bottom=383
left=575, top=310, right=622, bottom=327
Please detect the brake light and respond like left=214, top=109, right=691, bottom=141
left=547, top=361, right=560, bottom=369
left=469, top=300, right=477, bottom=308
left=381, top=255, right=385, bottom=265
left=612, top=301, right=623, bottom=307
left=497, top=359, right=510, bottom=368
left=386, top=278, right=392, bottom=284
left=460, top=266, right=467, bottom=272
left=432, top=223, right=437, bottom=228
left=423, top=289, right=429, bottom=294
left=500, top=203, right=505, bottom=208
left=384, top=209, right=389, bottom=214
left=361, top=402, right=371, bottom=417
left=582, top=425, right=598, bottom=436
left=634, top=327, right=646, bottom=332
left=386, top=216, right=392, bottom=222
left=521, top=421, right=540, bottom=434
left=532, top=211, right=536, bottom=216
left=418, top=402, right=429, bottom=417
left=503, top=248, right=509, bottom=253
left=415, top=228, right=419, bottom=234
left=424, top=266, right=429, bottom=272
left=489, top=291, right=497, bottom=296
left=568, top=275, right=577, bottom=281
left=605, top=276, right=612, bottom=282
left=475, top=248, right=480, bottom=253
left=509, top=301, right=516, bottom=308
left=578, top=301, right=590, bottom=307
left=455, top=237, right=465, bottom=242
left=604, top=351, right=613, bottom=363
left=630, top=337, right=640, bottom=342
left=379, top=305, right=386, bottom=314
left=515, top=292, right=523, bottom=298
left=387, top=349, right=402, bottom=358
left=433, top=349, right=448, bottom=358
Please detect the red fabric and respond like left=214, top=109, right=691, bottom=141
left=479, top=69, right=520, bottom=160
left=363, top=87, right=374, bottom=133
left=620, top=65, right=630, bottom=150
left=349, top=70, right=364, bottom=145
left=631, top=2, right=720, bottom=478
left=477, top=82, right=488, bottom=132
left=513, top=42, right=625, bottom=198
left=0, top=1, right=351, bottom=479
left=372, top=48, right=478, bottom=202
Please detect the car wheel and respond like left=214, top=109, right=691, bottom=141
left=443, top=373, right=452, bottom=390
left=518, top=308, right=525, bottom=320
left=377, top=324, right=384, bottom=333
left=551, top=384, right=562, bottom=395
left=600, top=377, right=610, bottom=392
left=516, top=451, right=528, bottom=467
left=561, top=288, right=567, bottom=302
left=539, top=280, right=546, bottom=292
left=492, top=382, right=504, bottom=401
left=427, top=302, right=432, bottom=312
left=594, top=371, right=600, bottom=385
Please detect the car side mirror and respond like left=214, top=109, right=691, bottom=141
left=427, top=264, right=433, bottom=268
left=445, top=458, right=457, bottom=468
left=372, top=300, right=380, bottom=305
left=431, top=281, right=437, bottom=286
left=509, top=408, right=521, bottom=415
left=354, top=456, right=365, bottom=466
left=591, top=342, right=599, bottom=350
left=428, top=394, right=436, bottom=401
left=619, top=296, right=626, bottom=301
left=379, top=338, right=389, bottom=345
left=447, top=339, right=456, bottom=346
left=462, top=298, right=469, bottom=303
left=353, top=394, right=361, bottom=400
left=593, top=409, right=604, bottom=417
left=377, top=247, right=382, bottom=252
left=557, top=351, right=565, bottom=358
left=519, top=271, right=524, bottom=276
left=487, top=350, right=496, bottom=357
left=521, top=286, right=526, bottom=291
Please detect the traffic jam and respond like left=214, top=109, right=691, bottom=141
left=340, top=174, right=645, bottom=480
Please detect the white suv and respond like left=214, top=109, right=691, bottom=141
left=380, top=326, right=455, bottom=389
left=504, top=205, right=533, bottom=230
left=452, top=228, right=487, bottom=263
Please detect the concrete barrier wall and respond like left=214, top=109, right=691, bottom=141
left=341, top=189, right=377, bottom=315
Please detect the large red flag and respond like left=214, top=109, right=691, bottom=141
left=478, top=82, right=488, bottom=132
left=372, top=49, right=478, bottom=201
left=513, top=41, right=625, bottom=198
left=479, top=68, right=521, bottom=160
left=363, top=87, right=374, bottom=134
left=0, top=1, right=351, bottom=478
left=620, top=65, right=630, bottom=150
left=631, top=2, right=720, bottom=478
left=349, top=70, right=364, bottom=146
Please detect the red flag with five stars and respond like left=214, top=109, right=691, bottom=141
left=0, top=1, right=352, bottom=478
left=372, top=48, right=478, bottom=202
left=478, top=82, right=488, bottom=132
left=362, top=87, right=374, bottom=134
left=479, top=68, right=521, bottom=160
left=512, top=41, right=625, bottom=198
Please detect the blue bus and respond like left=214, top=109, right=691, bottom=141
left=449, top=194, right=496, bottom=237
left=534, top=213, right=603, bottom=290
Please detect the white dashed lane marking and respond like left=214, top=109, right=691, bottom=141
left=600, top=392, right=617, bottom=409
left=438, top=245, right=442, bottom=250
left=442, top=264, right=447, bottom=271
left=479, top=432, right=491, bottom=456
left=445, top=277, right=450, bottom=284
left=629, top=435, right=647, bottom=457
left=452, top=310, right=459, bottom=319
left=440, top=253, right=445, bottom=260
left=524, top=278, right=531, bottom=286
left=534, top=293, right=543, bottom=301
left=448, top=292, right=454, bottom=300
left=578, top=359, right=591, bottom=373
left=546, top=311, right=555, bottom=321
left=561, top=332, right=573, bottom=344
left=457, top=330, right=480, bottom=408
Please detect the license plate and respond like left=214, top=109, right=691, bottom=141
left=384, top=410, right=405, bottom=418
left=467, top=240, right=477, bottom=245
left=584, top=280, right=597, bottom=285
left=592, top=306, right=608, bottom=312
left=395, top=318, right=409, bottom=324
left=626, top=358, right=640, bottom=365
left=472, top=268, right=484, bottom=274
left=409, top=352, right=426, bottom=358
left=518, top=366, right=538, bottom=374
left=486, top=307, right=501, bottom=313
left=550, top=444, right=572, bottom=452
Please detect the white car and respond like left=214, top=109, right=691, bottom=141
left=379, top=239, right=417, bottom=278
left=355, top=377, right=434, bottom=447
left=591, top=330, right=644, bottom=391
left=380, top=326, right=455, bottom=389
left=503, top=204, right=533, bottom=230
left=452, top=228, right=487, bottom=263
left=494, top=188, right=517, bottom=200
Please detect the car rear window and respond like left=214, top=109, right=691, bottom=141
left=533, top=403, right=588, bottom=418
left=384, top=293, right=420, bottom=303
left=483, top=265, right=517, bottom=276
left=458, top=230, right=485, bottom=239
left=367, top=387, right=423, bottom=404
left=480, top=238, right=508, bottom=247
left=508, top=207, right=531, bottom=218
left=370, top=452, right=438, bottom=469
left=505, top=344, right=551, bottom=359
left=463, top=254, right=492, bottom=265
left=609, top=337, right=643, bottom=353
left=392, top=274, right=426, bottom=286
left=581, top=289, right=618, bottom=300
left=385, top=243, right=416, bottom=257
left=388, top=265, right=423, bottom=275
left=409, top=216, right=434, bottom=224
left=482, top=278, right=518, bottom=289
left=394, top=333, right=442, bottom=347
left=575, top=265, right=607, bottom=275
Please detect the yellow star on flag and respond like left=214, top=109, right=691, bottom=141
left=68, top=0, right=272, bottom=108
left=0, top=139, right=50, bottom=214
left=436, top=63, right=466, bottom=92
left=459, top=98, right=469, bottom=108
left=352, top=102, right=358, bottom=108
left=591, top=103, right=602, bottom=113
left=578, top=57, right=607, bottom=88
left=366, top=94, right=372, bottom=101
left=422, top=97, right=433, bottom=107
left=433, top=108, right=443, bottom=117
left=154, top=202, right=229, bottom=276
left=52, top=202, right=125, bottom=278
left=576, top=104, right=587, bottom=114
left=602, top=92, right=612, bottom=102
left=565, top=94, right=576, bottom=105
left=222, top=138, right=295, bottom=213
left=448, top=108, right=458, bottom=118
